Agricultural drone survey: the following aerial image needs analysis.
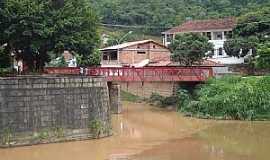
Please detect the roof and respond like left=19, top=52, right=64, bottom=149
left=100, top=39, right=168, bottom=51
left=163, top=17, right=236, bottom=34
left=148, top=59, right=225, bottom=67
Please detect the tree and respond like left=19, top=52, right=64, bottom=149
left=224, top=39, right=242, bottom=57
left=89, top=0, right=270, bottom=35
left=169, top=33, right=214, bottom=66
left=224, top=38, right=258, bottom=58
left=0, top=46, right=10, bottom=68
left=0, top=0, right=100, bottom=72
left=76, top=49, right=101, bottom=67
left=256, top=43, right=270, bottom=69
left=234, top=6, right=270, bottom=40
left=228, top=6, right=270, bottom=69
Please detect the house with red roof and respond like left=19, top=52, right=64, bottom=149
left=162, top=17, right=244, bottom=64
left=100, top=40, right=171, bottom=67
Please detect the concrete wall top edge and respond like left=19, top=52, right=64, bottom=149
left=0, top=75, right=106, bottom=80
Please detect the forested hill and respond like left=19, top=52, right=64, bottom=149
left=90, top=0, right=270, bottom=34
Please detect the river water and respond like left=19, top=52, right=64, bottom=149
left=0, top=102, right=270, bottom=160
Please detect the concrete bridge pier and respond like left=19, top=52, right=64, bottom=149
left=108, top=82, right=122, bottom=114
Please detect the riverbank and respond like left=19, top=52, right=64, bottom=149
left=121, top=91, right=178, bottom=110
left=179, top=76, right=270, bottom=121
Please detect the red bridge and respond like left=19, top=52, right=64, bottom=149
left=44, top=67, right=214, bottom=82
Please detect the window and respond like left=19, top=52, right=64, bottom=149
left=218, top=48, right=223, bottom=56
left=103, top=54, right=108, bottom=60
left=166, top=34, right=173, bottom=42
left=213, top=32, right=223, bottom=40
left=153, top=45, right=156, bottom=49
left=110, top=51, right=118, bottom=60
left=103, top=56, right=108, bottom=60
left=137, top=51, right=146, bottom=54
left=207, top=32, right=212, bottom=40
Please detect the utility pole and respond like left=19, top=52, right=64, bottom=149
left=117, top=31, right=133, bottom=44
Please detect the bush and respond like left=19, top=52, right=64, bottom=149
left=177, top=89, right=191, bottom=111
left=149, top=93, right=178, bottom=108
left=180, top=76, right=270, bottom=120
left=0, top=68, right=12, bottom=77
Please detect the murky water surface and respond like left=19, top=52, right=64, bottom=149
left=1, top=102, right=270, bottom=160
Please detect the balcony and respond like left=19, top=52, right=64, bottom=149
left=101, top=60, right=121, bottom=67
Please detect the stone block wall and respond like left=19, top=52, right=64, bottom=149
left=120, top=82, right=176, bottom=98
left=0, top=76, right=111, bottom=147
left=108, top=83, right=122, bottom=114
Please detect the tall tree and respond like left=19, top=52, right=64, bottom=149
left=170, top=33, right=214, bottom=66
left=225, top=6, right=270, bottom=69
left=0, top=0, right=100, bottom=71
left=0, top=46, right=10, bottom=68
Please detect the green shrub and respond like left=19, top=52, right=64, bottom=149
left=180, top=76, right=270, bottom=120
left=88, top=119, right=105, bottom=138
left=149, top=93, right=178, bottom=108
left=121, top=91, right=142, bottom=102
left=148, top=93, right=164, bottom=107
left=1, top=127, right=12, bottom=145
left=177, top=89, right=191, bottom=111
left=0, top=68, right=12, bottom=77
left=162, top=96, right=178, bottom=106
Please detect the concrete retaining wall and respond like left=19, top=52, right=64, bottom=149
left=120, top=82, right=176, bottom=98
left=0, top=76, right=111, bottom=147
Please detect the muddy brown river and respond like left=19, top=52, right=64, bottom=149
left=1, top=102, right=270, bottom=160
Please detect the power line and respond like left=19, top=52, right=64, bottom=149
left=100, top=23, right=171, bottom=29
left=100, top=20, right=270, bottom=30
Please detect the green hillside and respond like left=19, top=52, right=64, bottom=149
left=91, top=0, right=270, bottom=35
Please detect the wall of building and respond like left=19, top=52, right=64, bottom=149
left=119, top=42, right=171, bottom=65
left=120, top=82, right=176, bottom=98
left=0, top=76, right=111, bottom=147
left=163, top=31, right=244, bottom=65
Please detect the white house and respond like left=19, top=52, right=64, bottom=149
left=162, top=17, right=244, bottom=64
left=63, top=51, right=77, bottom=67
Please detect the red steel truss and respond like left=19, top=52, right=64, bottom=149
left=44, top=67, right=214, bottom=82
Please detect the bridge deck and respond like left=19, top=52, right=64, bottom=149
left=45, top=67, right=214, bottom=82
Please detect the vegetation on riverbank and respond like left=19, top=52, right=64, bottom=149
left=178, top=76, right=270, bottom=121
left=121, top=91, right=142, bottom=102
left=121, top=91, right=178, bottom=108
left=148, top=93, right=178, bottom=108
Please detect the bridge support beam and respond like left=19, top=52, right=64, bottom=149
left=108, top=82, right=122, bottom=114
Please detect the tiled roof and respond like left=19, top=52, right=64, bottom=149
left=163, top=17, right=236, bottom=34
left=148, top=59, right=224, bottom=67
left=100, top=39, right=167, bottom=51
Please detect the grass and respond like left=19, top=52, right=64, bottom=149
left=179, top=76, right=270, bottom=121
left=121, top=90, right=142, bottom=102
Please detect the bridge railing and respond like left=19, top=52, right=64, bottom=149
left=44, top=67, right=213, bottom=82
left=86, top=67, right=213, bottom=82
